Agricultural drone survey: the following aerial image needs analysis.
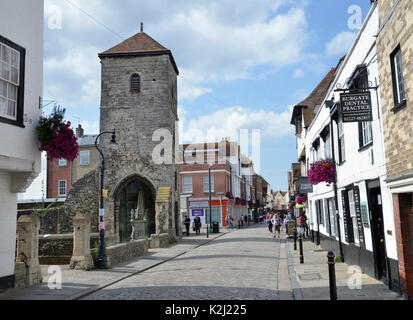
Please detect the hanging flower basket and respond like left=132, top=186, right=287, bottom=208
left=308, top=159, right=335, bottom=186
left=38, top=107, right=79, bottom=161
left=296, top=203, right=306, bottom=209
left=295, top=194, right=307, bottom=205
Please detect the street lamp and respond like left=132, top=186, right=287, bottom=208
left=207, top=162, right=213, bottom=238
left=95, top=129, right=116, bottom=269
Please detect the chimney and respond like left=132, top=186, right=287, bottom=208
left=76, top=124, right=84, bottom=138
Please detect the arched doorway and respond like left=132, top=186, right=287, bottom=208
left=116, top=177, right=156, bottom=243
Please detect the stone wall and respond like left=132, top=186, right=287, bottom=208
left=98, top=53, right=180, bottom=245
left=103, top=239, right=148, bottom=267
left=377, top=0, right=413, bottom=179
left=63, top=168, right=100, bottom=233
left=38, top=233, right=99, bottom=265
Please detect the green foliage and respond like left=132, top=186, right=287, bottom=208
left=169, top=236, right=177, bottom=244
left=334, top=255, right=342, bottom=263
left=32, top=198, right=62, bottom=217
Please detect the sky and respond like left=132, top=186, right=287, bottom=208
left=42, top=0, right=374, bottom=191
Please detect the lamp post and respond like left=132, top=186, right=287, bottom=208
left=207, top=162, right=213, bottom=238
left=95, top=130, right=116, bottom=269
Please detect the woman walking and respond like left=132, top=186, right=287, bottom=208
left=272, top=213, right=282, bottom=238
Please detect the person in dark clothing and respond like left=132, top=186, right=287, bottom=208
left=184, top=215, right=191, bottom=236
left=193, top=214, right=201, bottom=235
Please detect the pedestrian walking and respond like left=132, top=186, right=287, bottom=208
left=193, top=214, right=201, bottom=235
left=283, top=214, right=291, bottom=235
left=299, top=213, right=307, bottom=238
left=272, top=213, right=281, bottom=238
left=244, top=214, right=248, bottom=226
left=230, top=216, right=234, bottom=229
left=184, top=215, right=191, bottom=236
left=267, top=213, right=273, bottom=233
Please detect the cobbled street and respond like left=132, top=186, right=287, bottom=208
left=83, top=225, right=282, bottom=300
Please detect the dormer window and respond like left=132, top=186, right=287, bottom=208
left=130, top=73, right=140, bottom=93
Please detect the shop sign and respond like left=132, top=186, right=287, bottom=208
left=340, top=91, right=372, bottom=122
left=191, top=209, right=204, bottom=217
left=189, top=201, right=208, bottom=208
left=299, top=177, right=313, bottom=194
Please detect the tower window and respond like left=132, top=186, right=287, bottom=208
left=130, top=74, right=140, bottom=93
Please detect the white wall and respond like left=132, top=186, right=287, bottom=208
left=18, top=152, right=47, bottom=200
left=305, top=5, right=397, bottom=259
left=0, top=173, right=18, bottom=278
left=0, top=0, right=44, bottom=283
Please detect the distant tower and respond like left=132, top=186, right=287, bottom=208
left=98, top=30, right=180, bottom=245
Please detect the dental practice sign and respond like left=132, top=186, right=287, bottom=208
left=340, top=91, right=372, bottom=123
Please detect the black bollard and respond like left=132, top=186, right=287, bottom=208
left=299, top=235, right=304, bottom=264
left=294, top=228, right=297, bottom=251
left=327, top=251, right=338, bottom=300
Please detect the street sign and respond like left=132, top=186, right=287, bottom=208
left=299, top=177, right=313, bottom=194
left=340, top=91, right=372, bottom=122
left=102, top=189, right=108, bottom=198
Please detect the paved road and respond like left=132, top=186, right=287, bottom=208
left=83, top=225, right=283, bottom=300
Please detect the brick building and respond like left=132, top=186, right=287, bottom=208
left=46, top=124, right=98, bottom=199
left=376, top=0, right=413, bottom=299
left=180, top=140, right=257, bottom=227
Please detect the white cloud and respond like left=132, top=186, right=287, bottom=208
left=43, top=0, right=310, bottom=104
left=180, top=106, right=294, bottom=143
left=325, top=31, right=357, bottom=57
left=293, top=68, right=304, bottom=79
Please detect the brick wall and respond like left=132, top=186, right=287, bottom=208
left=47, top=158, right=71, bottom=199
left=377, top=0, right=413, bottom=179
left=180, top=162, right=231, bottom=198
left=393, top=193, right=413, bottom=299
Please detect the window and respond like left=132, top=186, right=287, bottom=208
left=338, top=117, right=345, bottom=163
left=315, top=199, right=324, bottom=226
left=58, top=158, right=67, bottom=166
left=391, top=46, right=406, bottom=108
left=359, top=121, right=373, bottom=148
left=203, top=175, right=214, bottom=193
left=324, top=132, right=332, bottom=159
left=79, top=150, right=90, bottom=165
left=348, top=190, right=360, bottom=246
left=0, top=36, right=25, bottom=125
left=328, top=198, right=337, bottom=237
left=324, top=199, right=330, bottom=234
left=58, top=180, right=67, bottom=197
left=182, top=176, right=192, bottom=193
left=130, top=73, right=141, bottom=93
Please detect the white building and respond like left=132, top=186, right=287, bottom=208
left=298, top=3, right=399, bottom=291
left=0, top=0, right=44, bottom=290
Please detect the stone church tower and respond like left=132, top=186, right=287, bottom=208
left=97, top=28, right=180, bottom=246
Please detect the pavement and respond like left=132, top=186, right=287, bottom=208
left=285, top=234, right=404, bottom=300
left=0, top=224, right=404, bottom=300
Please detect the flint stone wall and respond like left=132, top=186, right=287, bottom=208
left=38, top=233, right=99, bottom=265
left=63, top=168, right=100, bottom=233
left=103, top=239, right=149, bottom=267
